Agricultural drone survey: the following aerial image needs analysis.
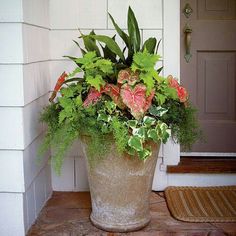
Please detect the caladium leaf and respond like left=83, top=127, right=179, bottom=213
left=83, top=88, right=102, bottom=107
left=118, top=69, right=139, bottom=85
left=128, top=135, right=143, bottom=152
left=121, top=83, right=146, bottom=120
left=121, top=84, right=154, bottom=120
left=142, top=37, right=157, bottom=54
left=128, top=6, right=141, bottom=52
left=88, top=35, right=125, bottom=62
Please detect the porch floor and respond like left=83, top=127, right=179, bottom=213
left=27, top=192, right=236, bottom=236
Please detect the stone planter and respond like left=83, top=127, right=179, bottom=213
left=82, top=140, right=160, bottom=232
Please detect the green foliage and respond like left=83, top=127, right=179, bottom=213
left=127, top=6, right=141, bottom=53
left=88, top=35, right=125, bottom=62
left=39, top=7, right=201, bottom=174
left=111, top=117, right=129, bottom=154
left=142, top=38, right=157, bottom=54
left=131, top=50, right=161, bottom=95
left=160, top=100, right=202, bottom=149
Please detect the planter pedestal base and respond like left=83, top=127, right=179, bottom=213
left=90, top=213, right=150, bottom=232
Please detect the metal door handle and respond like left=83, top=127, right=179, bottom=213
left=184, top=24, right=192, bottom=63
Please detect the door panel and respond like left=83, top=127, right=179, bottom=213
left=197, top=0, right=236, bottom=20
left=180, top=0, right=236, bottom=152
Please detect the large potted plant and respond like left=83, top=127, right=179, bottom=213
left=40, top=7, right=200, bottom=232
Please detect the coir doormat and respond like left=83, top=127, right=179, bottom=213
left=165, top=186, right=236, bottom=222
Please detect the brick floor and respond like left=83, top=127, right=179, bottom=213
left=27, top=192, right=236, bottom=236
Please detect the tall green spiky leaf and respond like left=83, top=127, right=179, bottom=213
left=108, top=13, right=130, bottom=47
left=100, top=35, right=118, bottom=63
left=155, top=39, right=162, bottom=54
left=127, top=6, right=141, bottom=52
left=142, top=38, right=157, bottom=54
left=82, top=35, right=101, bottom=57
left=88, top=35, right=125, bottom=62
left=73, top=40, right=87, bottom=55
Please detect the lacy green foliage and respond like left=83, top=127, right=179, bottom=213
left=160, top=100, right=202, bottom=150
left=111, top=117, right=129, bottom=154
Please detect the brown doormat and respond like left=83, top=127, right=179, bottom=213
left=165, top=186, right=236, bottom=222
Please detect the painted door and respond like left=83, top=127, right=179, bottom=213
left=180, top=0, right=236, bottom=152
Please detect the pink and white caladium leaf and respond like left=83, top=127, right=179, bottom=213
left=83, top=88, right=102, bottom=107
left=102, top=84, right=125, bottom=109
left=83, top=83, right=125, bottom=108
left=120, top=83, right=154, bottom=120
left=118, top=69, right=139, bottom=86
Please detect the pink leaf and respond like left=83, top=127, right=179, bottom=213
left=177, top=86, right=188, bottom=103
left=121, top=84, right=154, bottom=120
left=118, top=69, right=139, bottom=86
left=83, top=88, right=102, bottom=107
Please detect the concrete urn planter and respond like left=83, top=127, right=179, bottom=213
left=82, top=141, right=160, bottom=232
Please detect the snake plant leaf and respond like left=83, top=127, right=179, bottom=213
left=88, top=35, right=125, bottom=62
left=100, top=35, right=118, bottom=63
left=108, top=13, right=130, bottom=47
left=128, top=135, right=143, bottom=152
left=155, top=39, right=162, bottom=54
left=127, top=6, right=141, bottom=52
left=73, top=40, right=87, bottom=55
left=142, top=37, right=157, bottom=54
left=82, top=35, right=101, bottom=57
left=156, top=66, right=163, bottom=75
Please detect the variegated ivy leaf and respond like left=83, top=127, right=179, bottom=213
left=105, top=101, right=116, bottom=114
left=97, top=112, right=111, bottom=122
left=132, top=127, right=147, bottom=140
left=128, top=135, right=143, bottom=152
left=127, top=120, right=138, bottom=129
left=143, top=116, right=156, bottom=127
left=156, top=122, right=171, bottom=143
left=149, top=105, right=168, bottom=117
left=147, top=129, right=159, bottom=142
left=101, top=123, right=110, bottom=133
left=138, top=148, right=152, bottom=160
